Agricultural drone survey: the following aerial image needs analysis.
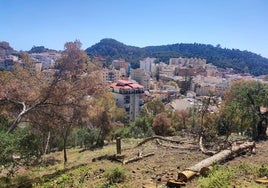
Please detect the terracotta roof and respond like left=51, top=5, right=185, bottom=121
left=130, top=83, right=144, bottom=88
left=111, top=80, right=144, bottom=89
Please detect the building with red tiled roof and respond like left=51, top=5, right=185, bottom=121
left=110, top=80, right=144, bottom=120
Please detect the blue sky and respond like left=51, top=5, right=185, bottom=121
left=1, top=0, right=268, bottom=58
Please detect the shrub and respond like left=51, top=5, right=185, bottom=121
left=110, top=126, right=132, bottom=139
left=128, top=117, right=154, bottom=138
left=197, top=166, right=234, bottom=188
left=258, top=165, right=268, bottom=177
left=103, top=166, right=127, bottom=185
left=152, top=112, right=173, bottom=136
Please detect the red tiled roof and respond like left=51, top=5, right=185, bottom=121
left=129, top=83, right=144, bottom=88
left=111, top=80, right=144, bottom=89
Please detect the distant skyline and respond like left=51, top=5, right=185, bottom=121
left=1, top=0, right=268, bottom=58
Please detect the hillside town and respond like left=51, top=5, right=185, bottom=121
left=1, top=40, right=268, bottom=187
left=1, top=46, right=267, bottom=122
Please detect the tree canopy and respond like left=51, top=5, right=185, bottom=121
left=220, top=80, right=268, bottom=140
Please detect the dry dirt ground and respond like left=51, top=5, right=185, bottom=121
left=2, top=137, right=268, bottom=188
left=120, top=138, right=208, bottom=187
left=115, top=137, right=268, bottom=187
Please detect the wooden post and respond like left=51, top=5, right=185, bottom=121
left=116, top=137, right=121, bottom=155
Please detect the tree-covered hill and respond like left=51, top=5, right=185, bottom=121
left=28, top=46, right=57, bottom=53
left=85, top=39, right=268, bottom=76
left=86, top=38, right=146, bottom=67
left=0, top=41, right=15, bottom=58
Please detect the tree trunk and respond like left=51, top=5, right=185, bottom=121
left=177, top=141, right=255, bottom=182
left=44, top=131, right=51, bottom=155
left=257, top=118, right=267, bottom=140
left=63, top=136, right=67, bottom=165
left=7, top=100, right=41, bottom=133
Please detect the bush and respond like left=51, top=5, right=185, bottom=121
left=258, top=165, right=268, bottom=177
left=103, top=166, right=127, bottom=185
left=197, top=166, right=234, bottom=188
left=0, top=127, right=41, bottom=177
left=152, top=112, right=174, bottom=136
left=127, top=117, right=154, bottom=138
left=69, top=127, right=100, bottom=148
left=110, top=127, right=132, bottom=139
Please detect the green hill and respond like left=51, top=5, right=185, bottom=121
left=85, top=38, right=268, bottom=76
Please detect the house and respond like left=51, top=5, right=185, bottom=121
left=110, top=80, right=144, bottom=120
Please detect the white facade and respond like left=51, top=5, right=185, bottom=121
left=140, top=57, right=156, bottom=74
left=110, top=80, right=144, bottom=120
left=130, top=68, right=150, bottom=90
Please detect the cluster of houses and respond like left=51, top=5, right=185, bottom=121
left=2, top=47, right=267, bottom=121
left=105, top=57, right=267, bottom=120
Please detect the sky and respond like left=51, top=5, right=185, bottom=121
left=1, top=0, right=268, bottom=58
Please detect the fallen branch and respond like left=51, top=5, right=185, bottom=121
left=123, top=152, right=155, bottom=164
left=156, top=139, right=198, bottom=150
left=199, top=135, right=218, bottom=156
left=92, top=154, right=125, bottom=163
left=177, top=141, right=256, bottom=182
left=136, top=136, right=185, bottom=147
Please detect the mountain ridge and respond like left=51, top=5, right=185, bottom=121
left=85, top=38, right=268, bottom=76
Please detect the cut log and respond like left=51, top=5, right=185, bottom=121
left=200, top=166, right=213, bottom=177
left=255, top=177, right=268, bottom=184
left=177, top=141, right=255, bottom=182
left=177, top=170, right=197, bottom=182
left=166, top=179, right=186, bottom=187
left=123, top=152, right=154, bottom=164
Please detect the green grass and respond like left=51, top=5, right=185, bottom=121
left=197, top=163, right=268, bottom=188
left=0, top=138, right=140, bottom=188
left=103, top=166, right=127, bottom=186
left=197, top=166, right=235, bottom=188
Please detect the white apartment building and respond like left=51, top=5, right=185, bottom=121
left=110, top=80, right=144, bottom=120
left=140, top=57, right=156, bottom=75
left=130, top=68, right=150, bottom=90
left=102, top=68, right=121, bottom=82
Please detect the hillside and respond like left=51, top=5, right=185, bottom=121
left=2, top=138, right=267, bottom=187
left=0, top=41, right=15, bottom=58
left=86, top=38, right=146, bottom=68
left=28, top=46, right=58, bottom=53
left=85, top=39, right=268, bottom=76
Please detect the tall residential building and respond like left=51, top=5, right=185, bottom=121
left=130, top=68, right=150, bottom=90
left=102, top=68, right=121, bottom=82
left=112, top=59, right=129, bottom=76
left=110, top=80, right=144, bottom=120
left=140, top=57, right=156, bottom=75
